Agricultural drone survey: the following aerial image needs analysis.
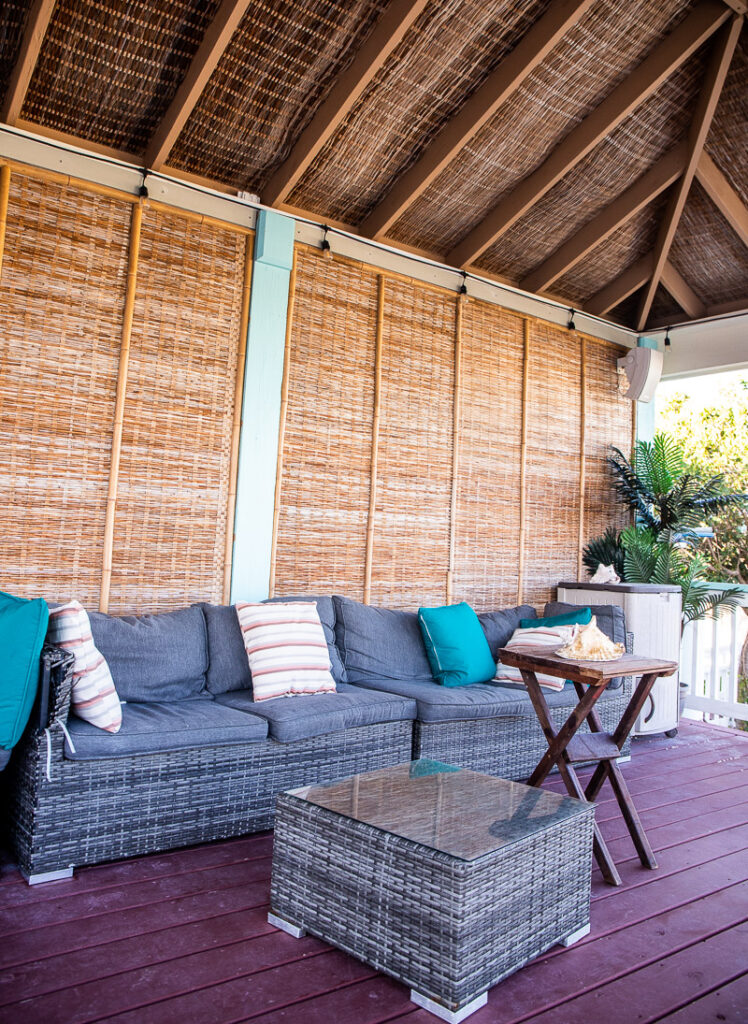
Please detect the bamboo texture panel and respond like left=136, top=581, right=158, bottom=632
left=106, top=206, right=245, bottom=613
left=452, top=300, right=524, bottom=612
left=521, top=322, right=583, bottom=607
left=368, top=278, right=455, bottom=609
left=0, top=174, right=129, bottom=606
left=583, top=338, right=633, bottom=548
left=273, top=249, right=379, bottom=596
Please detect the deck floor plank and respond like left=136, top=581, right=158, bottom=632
left=0, top=720, right=746, bottom=1024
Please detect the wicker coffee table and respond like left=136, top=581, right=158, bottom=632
left=269, top=760, right=594, bottom=1023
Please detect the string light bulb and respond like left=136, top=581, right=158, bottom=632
left=567, top=308, right=576, bottom=331
left=664, top=328, right=671, bottom=347
left=459, top=271, right=468, bottom=295
left=321, top=226, right=332, bottom=259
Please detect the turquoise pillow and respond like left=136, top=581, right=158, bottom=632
left=418, top=602, right=496, bottom=687
left=520, top=607, right=592, bottom=629
left=0, top=591, right=49, bottom=754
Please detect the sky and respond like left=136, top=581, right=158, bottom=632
left=656, top=368, right=747, bottom=424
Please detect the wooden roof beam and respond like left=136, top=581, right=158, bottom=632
left=359, top=0, right=596, bottom=240
left=262, top=0, right=431, bottom=208
left=520, top=142, right=687, bottom=295
left=695, top=150, right=748, bottom=247
left=584, top=254, right=654, bottom=317
left=145, top=0, right=253, bottom=171
left=636, top=14, right=743, bottom=330
left=660, top=261, right=707, bottom=319
left=447, top=1, right=731, bottom=269
left=0, top=0, right=57, bottom=125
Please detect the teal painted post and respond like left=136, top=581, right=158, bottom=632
left=635, top=336, right=659, bottom=442
left=231, top=210, right=296, bottom=601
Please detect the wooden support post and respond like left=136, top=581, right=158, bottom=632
left=267, top=248, right=298, bottom=599
left=0, top=165, right=11, bottom=279
left=446, top=295, right=464, bottom=605
left=223, top=235, right=254, bottom=602
left=578, top=336, right=587, bottom=579
left=363, top=275, right=386, bottom=605
left=516, top=319, right=530, bottom=605
left=100, top=201, right=143, bottom=613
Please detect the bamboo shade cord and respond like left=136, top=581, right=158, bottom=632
left=453, top=299, right=524, bottom=612
left=273, top=249, right=379, bottom=596
left=99, top=200, right=143, bottom=613
left=0, top=173, right=129, bottom=605
left=446, top=294, right=464, bottom=606
left=516, top=318, right=530, bottom=606
left=363, top=274, right=385, bottom=605
left=369, top=277, right=455, bottom=610
left=577, top=336, right=587, bottom=579
left=522, top=321, right=582, bottom=607
left=106, top=206, right=245, bottom=613
left=0, top=165, right=11, bottom=277
left=268, top=247, right=299, bottom=600
left=223, top=233, right=254, bottom=603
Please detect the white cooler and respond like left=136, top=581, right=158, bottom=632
left=557, top=582, right=682, bottom=736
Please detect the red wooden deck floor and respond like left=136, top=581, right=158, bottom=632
left=1, top=719, right=747, bottom=1024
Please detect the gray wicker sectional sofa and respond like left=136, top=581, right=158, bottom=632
left=2, top=595, right=631, bottom=881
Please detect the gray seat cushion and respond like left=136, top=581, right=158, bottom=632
left=216, top=683, right=416, bottom=742
left=64, top=697, right=268, bottom=760
left=352, top=676, right=620, bottom=724
left=543, top=601, right=627, bottom=689
left=478, top=605, right=537, bottom=659
left=333, top=595, right=433, bottom=684
left=89, top=606, right=208, bottom=702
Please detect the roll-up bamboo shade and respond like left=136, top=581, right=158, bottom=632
left=522, top=321, right=583, bottom=607
left=0, top=174, right=129, bottom=605
left=274, top=248, right=379, bottom=597
left=452, top=300, right=524, bottom=612
left=583, top=338, right=633, bottom=549
left=368, top=277, right=455, bottom=610
left=106, top=205, right=245, bottom=613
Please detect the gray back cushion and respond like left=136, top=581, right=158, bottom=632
left=478, top=605, right=537, bottom=659
left=266, top=595, right=347, bottom=684
left=89, top=607, right=208, bottom=702
left=333, top=595, right=433, bottom=684
left=201, top=603, right=252, bottom=695
left=543, top=601, right=627, bottom=689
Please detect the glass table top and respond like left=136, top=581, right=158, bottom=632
left=285, top=760, right=589, bottom=862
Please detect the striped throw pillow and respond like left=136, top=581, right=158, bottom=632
left=47, top=601, right=122, bottom=733
left=494, top=624, right=575, bottom=692
left=235, top=602, right=336, bottom=703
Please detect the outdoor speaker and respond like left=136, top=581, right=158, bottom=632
left=617, top=347, right=663, bottom=403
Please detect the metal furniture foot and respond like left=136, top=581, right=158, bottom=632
left=560, top=923, right=590, bottom=947
left=24, top=866, right=74, bottom=885
left=410, top=989, right=488, bottom=1023
left=267, top=911, right=306, bottom=938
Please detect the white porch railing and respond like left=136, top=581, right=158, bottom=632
left=680, top=584, right=748, bottom=725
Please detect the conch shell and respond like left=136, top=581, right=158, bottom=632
left=556, top=617, right=625, bottom=661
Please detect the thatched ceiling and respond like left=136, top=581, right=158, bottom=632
left=1, top=0, right=746, bottom=331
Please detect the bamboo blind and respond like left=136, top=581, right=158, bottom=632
left=0, top=173, right=129, bottom=606
left=452, top=300, right=524, bottom=612
left=273, top=248, right=379, bottom=596
left=106, top=206, right=246, bottom=614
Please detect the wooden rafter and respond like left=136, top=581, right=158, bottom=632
left=360, top=0, right=596, bottom=240
left=262, top=0, right=431, bottom=208
left=145, top=0, right=253, bottom=171
left=695, top=150, right=748, bottom=247
left=660, top=261, right=706, bottom=319
left=520, top=143, right=687, bottom=295
left=585, top=254, right=654, bottom=317
left=635, top=14, right=743, bottom=330
left=446, top=1, right=731, bottom=269
left=0, top=0, right=56, bottom=125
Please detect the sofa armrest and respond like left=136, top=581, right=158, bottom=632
left=37, top=643, right=74, bottom=731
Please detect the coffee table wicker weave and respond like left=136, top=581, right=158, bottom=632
left=269, top=760, right=594, bottom=1023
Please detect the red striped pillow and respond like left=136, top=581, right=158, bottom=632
left=47, top=601, right=122, bottom=732
left=494, top=624, right=576, bottom=692
left=235, top=602, right=336, bottom=702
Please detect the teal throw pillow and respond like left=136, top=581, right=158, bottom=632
left=520, top=607, right=592, bottom=629
left=418, top=602, right=496, bottom=687
left=0, top=591, right=49, bottom=754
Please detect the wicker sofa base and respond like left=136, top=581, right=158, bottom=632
left=413, top=683, right=633, bottom=781
left=4, top=719, right=413, bottom=878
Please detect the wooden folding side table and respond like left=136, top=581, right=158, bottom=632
left=496, top=646, right=678, bottom=886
